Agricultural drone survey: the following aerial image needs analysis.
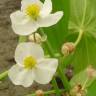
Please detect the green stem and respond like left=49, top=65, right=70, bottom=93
left=39, top=28, right=55, bottom=57
left=18, top=36, right=27, bottom=43
left=26, top=89, right=65, bottom=96
left=0, top=71, right=8, bottom=80
left=58, top=66, right=71, bottom=90
left=39, top=28, right=61, bottom=96
left=52, top=78, right=61, bottom=96
left=82, top=78, right=89, bottom=90
left=74, top=29, right=83, bottom=47
left=46, top=53, right=61, bottom=58
left=39, top=28, right=71, bottom=91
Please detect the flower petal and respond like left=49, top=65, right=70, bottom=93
left=10, top=11, right=38, bottom=36
left=15, top=42, right=44, bottom=66
left=8, top=64, right=34, bottom=87
left=34, top=58, right=58, bottom=84
left=38, top=11, right=63, bottom=27
left=40, top=0, right=52, bottom=17
left=10, top=11, right=26, bottom=24
left=21, top=0, right=43, bottom=11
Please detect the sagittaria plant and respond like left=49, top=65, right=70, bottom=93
left=1, top=0, right=96, bottom=96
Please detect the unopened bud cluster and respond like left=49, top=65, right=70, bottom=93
left=28, top=33, right=47, bottom=44
left=35, top=90, right=44, bottom=96
left=87, top=65, right=96, bottom=78
left=70, top=84, right=87, bottom=96
left=28, top=33, right=42, bottom=43
left=61, top=42, right=75, bottom=56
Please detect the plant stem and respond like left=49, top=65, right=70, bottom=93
left=46, top=53, right=61, bottom=58
left=39, top=28, right=71, bottom=91
left=58, top=66, right=71, bottom=90
left=52, top=78, right=61, bottom=96
left=0, top=71, right=8, bottom=80
left=74, top=29, right=83, bottom=47
left=39, top=28, right=55, bottom=57
left=26, top=89, right=65, bottom=96
left=39, top=28, right=61, bottom=96
left=82, top=78, right=89, bottom=90
left=18, top=36, right=27, bottom=43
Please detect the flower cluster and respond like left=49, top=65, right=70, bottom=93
left=10, top=0, right=63, bottom=36
left=8, top=0, right=63, bottom=87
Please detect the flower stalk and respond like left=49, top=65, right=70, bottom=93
left=39, top=28, right=61, bottom=96
left=39, top=28, right=55, bottom=57
left=52, top=77, right=62, bottom=96
left=58, top=65, right=71, bottom=90
left=0, top=70, right=8, bottom=80
left=74, top=29, right=84, bottom=47
left=26, top=89, right=65, bottom=96
left=39, top=28, right=71, bottom=91
left=82, top=78, right=89, bottom=90
left=18, top=36, right=27, bottom=43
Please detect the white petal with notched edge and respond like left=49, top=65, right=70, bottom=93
left=34, top=59, right=58, bottom=84
left=10, top=11, right=27, bottom=24
left=15, top=42, right=44, bottom=66
left=10, top=11, right=39, bottom=35
left=8, top=64, right=34, bottom=87
left=38, top=11, right=63, bottom=27
left=40, top=0, right=52, bottom=17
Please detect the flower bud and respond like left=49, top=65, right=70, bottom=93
left=87, top=65, right=96, bottom=78
left=35, top=90, right=44, bottom=96
left=61, top=42, right=75, bottom=56
left=70, top=84, right=87, bottom=96
left=28, top=33, right=47, bottom=44
left=28, top=33, right=42, bottom=44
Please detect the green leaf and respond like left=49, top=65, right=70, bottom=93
left=43, top=0, right=70, bottom=53
left=69, top=0, right=96, bottom=34
left=87, top=80, right=96, bottom=96
left=66, top=0, right=96, bottom=73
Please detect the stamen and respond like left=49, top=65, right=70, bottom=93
left=25, top=4, right=40, bottom=20
left=24, top=56, right=37, bottom=69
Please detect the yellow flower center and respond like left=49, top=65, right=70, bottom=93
left=24, top=56, right=37, bottom=69
left=25, top=4, right=40, bottom=20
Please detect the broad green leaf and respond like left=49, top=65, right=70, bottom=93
left=87, top=80, right=96, bottom=96
left=69, top=0, right=96, bottom=35
left=43, top=0, right=70, bottom=53
left=66, top=0, right=96, bottom=73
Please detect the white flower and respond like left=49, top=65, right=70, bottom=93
left=10, top=0, right=63, bottom=35
left=8, top=42, right=58, bottom=87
